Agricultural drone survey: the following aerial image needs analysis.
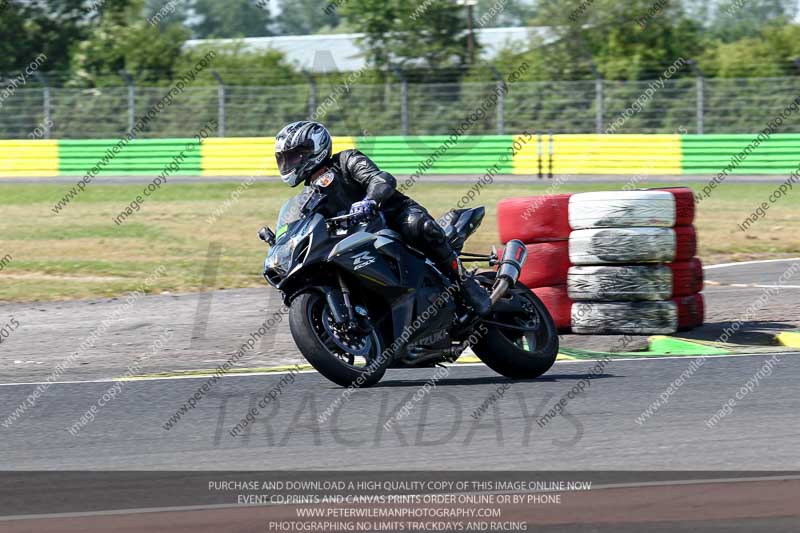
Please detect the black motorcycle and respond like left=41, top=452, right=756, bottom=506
left=258, top=188, right=558, bottom=387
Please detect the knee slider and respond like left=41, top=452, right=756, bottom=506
left=421, top=218, right=446, bottom=245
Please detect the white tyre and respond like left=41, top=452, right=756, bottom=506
left=569, top=227, right=676, bottom=265
left=568, top=191, right=676, bottom=229
left=567, top=265, right=672, bottom=301
left=571, top=301, right=678, bottom=335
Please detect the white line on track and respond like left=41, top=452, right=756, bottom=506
left=704, top=257, right=800, bottom=270
left=0, top=352, right=795, bottom=388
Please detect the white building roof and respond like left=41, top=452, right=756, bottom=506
left=186, top=27, right=553, bottom=73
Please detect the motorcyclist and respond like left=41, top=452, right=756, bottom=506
left=274, top=120, right=492, bottom=316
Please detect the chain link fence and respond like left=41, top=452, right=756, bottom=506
left=2, top=75, right=800, bottom=139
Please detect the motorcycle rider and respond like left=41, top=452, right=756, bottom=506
left=274, top=120, right=492, bottom=316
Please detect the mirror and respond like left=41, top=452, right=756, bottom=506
left=258, top=226, right=276, bottom=246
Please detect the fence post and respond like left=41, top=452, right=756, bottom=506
left=119, top=70, right=135, bottom=132
left=489, top=65, right=506, bottom=135
left=392, top=67, right=409, bottom=135
left=303, top=70, right=317, bottom=120
left=32, top=72, right=51, bottom=139
left=595, top=77, right=604, bottom=134
left=211, top=70, right=226, bottom=137
left=688, top=61, right=704, bottom=135
left=589, top=63, right=603, bottom=134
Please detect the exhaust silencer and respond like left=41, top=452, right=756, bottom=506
left=490, top=240, right=528, bottom=305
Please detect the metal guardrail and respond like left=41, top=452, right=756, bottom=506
left=2, top=76, right=800, bottom=139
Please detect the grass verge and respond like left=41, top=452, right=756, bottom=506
left=0, top=180, right=797, bottom=302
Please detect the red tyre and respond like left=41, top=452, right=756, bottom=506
left=670, top=258, right=704, bottom=297
left=531, top=285, right=573, bottom=332
left=655, top=187, right=695, bottom=225
left=500, top=242, right=570, bottom=288
left=673, top=293, right=705, bottom=331
left=497, top=194, right=572, bottom=244
left=674, top=225, right=697, bottom=261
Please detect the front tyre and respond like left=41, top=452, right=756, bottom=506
left=472, top=273, right=559, bottom=379
left=289, top=290, right=389, bottom=388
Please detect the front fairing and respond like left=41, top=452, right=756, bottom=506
left=263, top=213, right=327, bottom=287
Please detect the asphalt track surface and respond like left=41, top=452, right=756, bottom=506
left=2, top=351, right=799, bottom=471
left=1, top=238, right=799, bottom=530
left=1, top=260, right=798, bottom=471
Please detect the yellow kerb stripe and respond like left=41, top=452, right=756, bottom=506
left=200, top=136, right=356, bottom=176
left=513, top=134, right=681, bottom=175
left=0, top=140, right=59, bottom=177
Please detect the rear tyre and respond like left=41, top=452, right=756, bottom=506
left=472, top=273, right=559, bottom=379
left=289, top=290, right=388, bottom=388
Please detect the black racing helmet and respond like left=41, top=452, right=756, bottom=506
left=274, top=121, right=332, bottom=187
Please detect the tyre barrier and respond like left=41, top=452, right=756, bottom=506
left=673, top=293, right=705, bottom=331
left=571, top=301, right=679, bottom=335
left=497, top=194, right=572, bottom=244
left=567, top=265, right=672, bottom=301
left=674, top=225, right=698, bottom=262
left=501, top=242, right=571, bottom=289
left=569, top=227, right=677, bottom=265
left=497, top=187, right=703, bottom=334
left=669, top=258, right=704, bottom=297
left=531, top=285, right=573, bottom=332
left=568, top=190, right=676, bottom=229
left=655, top=187, right=695, bottom=225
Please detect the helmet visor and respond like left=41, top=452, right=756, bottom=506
left=276, top=146, right=313, bottom=177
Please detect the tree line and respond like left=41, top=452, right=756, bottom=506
left=1, top=0, right=799, bottom=87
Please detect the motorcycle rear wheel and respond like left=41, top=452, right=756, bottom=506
left=289, top=290, right=389, bottom=388
left=472, top=273, right=559, bottom=379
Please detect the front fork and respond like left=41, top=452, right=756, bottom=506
left=325, top=273, right=359, bottom=330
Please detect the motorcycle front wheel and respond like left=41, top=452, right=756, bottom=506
left=289, top=290, right=389, bottom=388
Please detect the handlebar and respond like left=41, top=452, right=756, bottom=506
left=326, top=209, right=379, bottom=230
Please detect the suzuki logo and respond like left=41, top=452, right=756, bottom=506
left=352, top=251, right=376, bottom=270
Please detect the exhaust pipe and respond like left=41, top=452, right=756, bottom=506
left=490, top=240, right=528, bottom=305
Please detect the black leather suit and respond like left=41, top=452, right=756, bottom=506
left=308, top=149, right=456, bottom=267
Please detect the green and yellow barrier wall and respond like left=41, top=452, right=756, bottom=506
left=1, top=134, right=799, bottom=177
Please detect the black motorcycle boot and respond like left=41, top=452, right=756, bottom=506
left=439, top=256, right=492, bottom=317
